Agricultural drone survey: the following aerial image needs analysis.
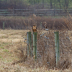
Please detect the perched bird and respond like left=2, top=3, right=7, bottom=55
left=44, top=22, right=47, bottom=28
left=32, top=25, right=37, bottom=32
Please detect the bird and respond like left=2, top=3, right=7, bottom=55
left=32, top=25, right=37, bottom=32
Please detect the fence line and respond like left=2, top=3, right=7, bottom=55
left=26, top=29, right=72, bottom=68
left=0, top=9, right=72, bottom=16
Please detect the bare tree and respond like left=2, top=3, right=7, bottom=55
left=64, top=0, right=69, bottom=13
left=58, top=0, right=61, bottom=9
left=50, top=0, right=53, bottom=9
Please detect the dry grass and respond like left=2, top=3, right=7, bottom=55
left=0, top=16, right=72, bottom=71
left=0, top=30, right=71, bottom=72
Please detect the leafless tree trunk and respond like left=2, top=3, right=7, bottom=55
left=50, top=0, right=53, bottom=9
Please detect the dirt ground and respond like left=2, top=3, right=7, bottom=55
left=0, top=29, right=72, bottom=72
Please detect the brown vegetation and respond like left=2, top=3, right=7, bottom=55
left=12, top=30, right=72, bottom=70
left=0, top=29, right=72, bottom=71
left=0, top=16, right=72, bottom=30
left=0, top=16, right=72, bottom=71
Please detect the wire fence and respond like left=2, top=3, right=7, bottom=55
left=38, top=30, right=72, bottom=69
left=0, top=9, right=72, bottom=16
left=24, top=28, right=72, bottom=69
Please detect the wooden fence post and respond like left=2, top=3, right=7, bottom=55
left=13, top=8, right=14, bottom=16
left=3, top=22, right=5, bottom=30
left=27, top=32, right=32, bottom=57
left=40, top=22, right=42, bottom=29
left=54, top=31, right=60, bottom=67
left=33, top=32, right=37, bottom=60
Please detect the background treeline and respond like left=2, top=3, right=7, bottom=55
left=0, top=0, right=72, bottom=9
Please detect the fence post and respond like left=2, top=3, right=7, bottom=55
left=40, top=22, right=42, bottom=29
left=33, top=32, right=37, bottom=60
left=3, top=22, right=5, bottom=30
left=27, top=32, right=32, bottom=57
left=13, top=8, right=14, bottom=16
left=54, top=31, right=60, bottom=67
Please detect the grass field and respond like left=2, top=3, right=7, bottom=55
left=0, top=29, right=72, bottom=72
